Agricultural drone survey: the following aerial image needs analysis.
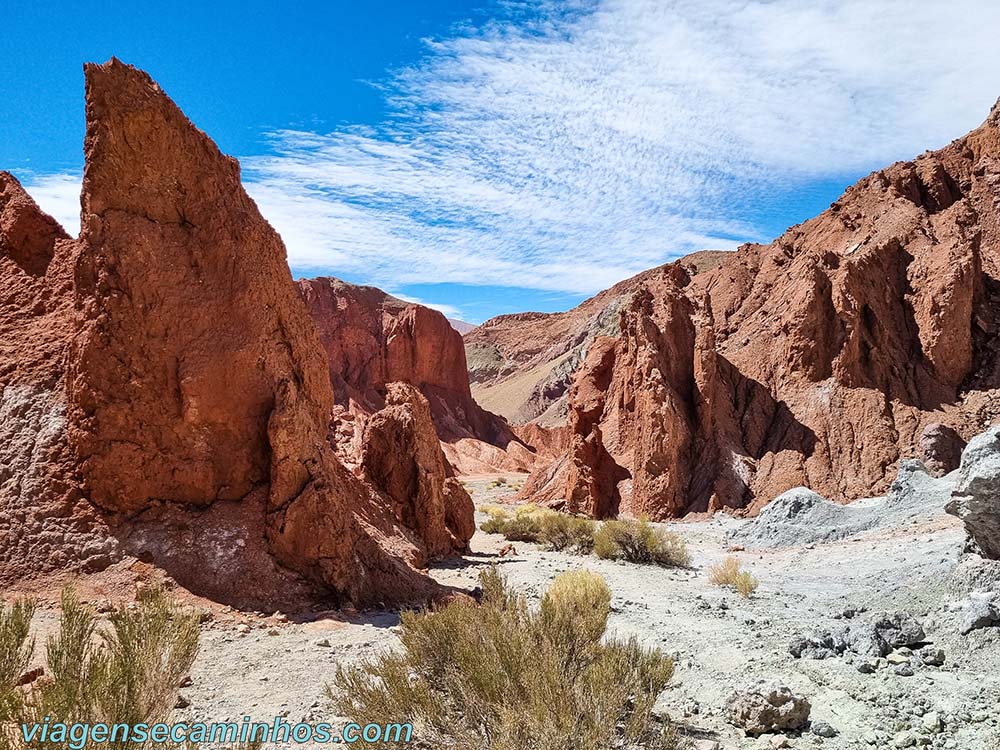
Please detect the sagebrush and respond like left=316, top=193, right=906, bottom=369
left=331, top=567, right=679, bottom=750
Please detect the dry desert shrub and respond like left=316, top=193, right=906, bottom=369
left=331, top=567, right=679, bottom=750
left=0, top=599, right=35, bottom=745
left=709, top=556, right=741, bottom=586
left=537, top=513, right=596, bottom=553
left=710, top=556, right=759, bottom=598
left=593, top=518, right=691, bottom=567
left=733, top=570, right=760, bottom=598
left=479, top=505, right=594, bottom=552
left=0, top=587, right=199, bottom=750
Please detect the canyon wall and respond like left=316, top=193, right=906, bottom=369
left=297, top=276, right=541, bottom=473
left=0, top=60, right=471, bottom=607
left=518, top=101, right=1000, bottom=518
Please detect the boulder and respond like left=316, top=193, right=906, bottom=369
left=946, top=426, right=1000, bottom=559
left=958, top=592, right=1000, bottom=635
left=791, top=611, right=924, bottom=659
left=726, top=682, right=811, bottom=736
left=920, top=423, right=965, bottom=477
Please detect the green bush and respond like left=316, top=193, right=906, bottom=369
left=0, top=587, right=199, bottom=750
left=593, top=519, right=690, bottom=567
left=479, top=507, right=511, bottom=534
left=480, top=506, right=595, bottom=553
left=331, top=567, right=678, bottom=750
left=497, top=513, right=544, bottom=542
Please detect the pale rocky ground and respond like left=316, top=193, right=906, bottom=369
left=20, top=475, right=1000, bottom=750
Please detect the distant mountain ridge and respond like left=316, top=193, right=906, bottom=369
left=464, top=250, right=731, bottom=425
left=448, top=317, right=476, bottom=334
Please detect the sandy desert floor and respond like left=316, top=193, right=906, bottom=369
left=20, top=475, right=1000, bottom=750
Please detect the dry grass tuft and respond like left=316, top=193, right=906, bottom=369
left=733, top=571, right=759, bottom=598
left=331, top=567, right=679, bottom=750
left=710, top=556, right=759, bottom=598
left=709, top=556, right=741, bottom=586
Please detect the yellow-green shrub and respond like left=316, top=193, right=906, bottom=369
left=480, top=505, right=594, bottom=551
left=593, top=519, right=690, bottom=567
left=331, top=568, right=678, bottom=750
left=537, top=513, right=595, bottom=553
left=479, top=507, right=511, bottom=534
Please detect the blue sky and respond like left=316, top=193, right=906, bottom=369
left=4, top=1, right=1000, bottom=323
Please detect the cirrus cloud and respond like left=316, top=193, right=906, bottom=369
left=21, top=0, right=1000, bottom=304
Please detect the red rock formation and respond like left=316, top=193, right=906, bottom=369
left=0, top=172, right=120, bottom=581
left=70, top=59, right=337, bottom=516
left=920, top=423, right=966, bottom=477
left=466, top=250, right=731, bottom=426
left=521, top=101, right=1000, bottom=518
left=362, top=383, right=474, bottom=556
left=297, top=276, right=539, bottom=473
left=1, top=60, right=452, bottom=608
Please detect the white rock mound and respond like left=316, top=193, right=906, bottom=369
left=946, top=425, right=1000, bottom=560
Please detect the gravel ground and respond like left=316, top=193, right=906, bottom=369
left=18, top=476, right=1000, bottom=750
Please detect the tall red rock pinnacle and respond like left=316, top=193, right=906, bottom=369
left=361, top=383, right=475, bottom=557
left=69, top=59, right=335, bottom=515
left=1, top=60, right=458, bottom=607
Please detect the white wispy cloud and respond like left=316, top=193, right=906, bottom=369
left=243, top=0, right=1000, bottom=294
left=20, top=172, right=82, bottom=237
left=386, top=292, right=465, bottom=321
left=20, top=0, right=1000, bottom=301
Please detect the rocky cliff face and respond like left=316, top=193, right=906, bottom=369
left=362, top=383, right=475, bottom=557
left=521, top=101, right=1000, bottom=518
left=0, top=60, right=461, bottom=608
left=465, top=250, right=731, bottom=427
left=297, top=276, right=540, bottom=473
left=1, top=172, right=120, bottom=582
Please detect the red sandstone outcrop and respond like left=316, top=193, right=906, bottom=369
left=520, top=100, right=1000, bottom=518
left=297, top=276, right=539, bottom=473
left=0, top=60, right=458, bottom=607
left=1, top=172, right=119, bottom=581
left=362, top=383, right=474, bottom=557
left=465, top=250, right=732, bottom=426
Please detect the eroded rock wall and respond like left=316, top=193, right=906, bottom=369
left=523, top=100, right=1000, bottom=519
left=297, top=276, right=539, bottom=473
left=0, top=61, right=456, bottom=607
